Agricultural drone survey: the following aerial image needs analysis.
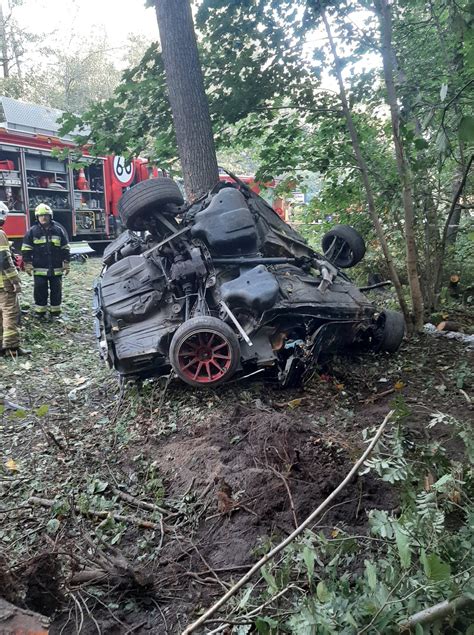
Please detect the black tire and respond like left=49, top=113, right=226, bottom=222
left=374, top=309, right=405, bottom=353
left=118, top=178, right=184, bottom=231
left=169, top=316, right=240, bottom=388
left=321, top=224, right=366, bottom=268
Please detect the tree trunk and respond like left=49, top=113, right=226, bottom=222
left=0, top=4, right=9, bottom=78
left=318, top=6, right=411, bottom=328
left=376, top=0, right=425, bottom=331
left=433, top=153, right=474, bottom=304
left=154, top=0, right=219, bottom=201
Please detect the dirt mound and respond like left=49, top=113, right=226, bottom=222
left=143, top=401, right=396, bottom=605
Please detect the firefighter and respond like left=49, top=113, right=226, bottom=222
left=0, top=202, right=29, bottom=356
left=22, top=203, right=70, bottom=318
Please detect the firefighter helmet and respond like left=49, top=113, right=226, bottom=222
left=35, top=203, right=53, bottom=218
left=0, top=201, right=8, bottom=222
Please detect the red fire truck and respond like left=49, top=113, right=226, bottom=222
left=0, top=97, right=294, bottom=251
left=0, top=96, right=160, bottom=249
left=218, top=171, right=287, bottom=221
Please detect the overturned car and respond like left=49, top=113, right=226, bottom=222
left=93, top=175, right=405, bottom=387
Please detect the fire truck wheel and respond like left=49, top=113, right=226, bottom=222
left=321, top=225, right=366, bottom=268
left=118, top=178, right=184, bottom=231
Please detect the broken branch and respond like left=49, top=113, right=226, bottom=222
left=399, top=595, right=473, bottom=632
left=27, top=496, right=159, bottom=530
left=111, top=486, right=169, bottom=515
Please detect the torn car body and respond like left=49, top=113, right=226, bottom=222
left=93, top=177, right=404, bottom=387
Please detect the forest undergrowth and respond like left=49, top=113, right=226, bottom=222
left=0, top=257, right=472, bottom=634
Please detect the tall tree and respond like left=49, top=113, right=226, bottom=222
left=375, top=0, right=425, bottom=330
left=59, top=0, right=474, bottom=314
left=315, top=1, right=410, bottom=327
left=154, top=0, right=219, bottom=200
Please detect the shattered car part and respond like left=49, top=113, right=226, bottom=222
left=94, top=176, right=405, bottom=387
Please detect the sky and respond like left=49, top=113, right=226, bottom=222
left=13, top=0, right=158, bottom=59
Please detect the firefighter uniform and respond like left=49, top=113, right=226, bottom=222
left=22, top=206, right=70, bottom=317
left=0, top=203, right=22, bottom=351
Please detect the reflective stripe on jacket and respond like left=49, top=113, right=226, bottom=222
left=21, top=221, right=70, bottom=276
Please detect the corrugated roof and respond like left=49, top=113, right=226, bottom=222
left=0, top=96, right=77, bottom=140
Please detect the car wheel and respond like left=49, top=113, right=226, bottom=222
left=169, top=316, right=240, bottom=387
left=118, top=178, right=184, bottom=231
left=321, top=224, right=366, bottom=268
left=373, top=309, right=405, bottom=353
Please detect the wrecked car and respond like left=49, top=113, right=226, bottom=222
left=93, top=175, right=405, bottom=387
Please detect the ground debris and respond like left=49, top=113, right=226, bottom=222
left=1, top=258, right=471, bottom=633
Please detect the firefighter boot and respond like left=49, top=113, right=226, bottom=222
left=4, top=346, right=31, bottom=358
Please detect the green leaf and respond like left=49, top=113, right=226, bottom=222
left=394, top=525, right=411, bottom=568
left=10, top=409, right=27, bottom=419
left=110, top=531, right=123, bottom=545
left=255, top=616, right=278, bottom=633
left=421, top=550, right=451, bottom=581
left=46, top=518, right=60, bottom=535
left=238, top=585, right=253, bottom=609
left=365, top=560, right=377, bottom=590
left=459, top=116, right=474, bottom=142
left=260, top=566, right=278, bottom=593
left=316, top=580, right=330, bottom=603
left=345, top=612, right=358, bottom=628
left=302, top=546, right=315, bottom=580
left=436, top=130, right=448, bottom=155
left=35, top=404, right=49, bottom=417
left=94, top=480, right=109, bottom=493
left=432, top=474, right=454, bottom=491
left=414, top=137, right=429, bottom=150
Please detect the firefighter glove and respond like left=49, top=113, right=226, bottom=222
left=24, top=263, right=33, bottom=276
left=63, top=261, right=70, bottom=276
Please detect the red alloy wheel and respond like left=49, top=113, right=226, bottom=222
left=177, top=331, right=233, bottom=383
left=169, top=317, right=240, bottom=387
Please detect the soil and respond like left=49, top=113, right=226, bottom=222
left=0, top=258, right=472, bottom=633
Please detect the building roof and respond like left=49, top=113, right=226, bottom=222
left=0, top=96, right=78, bottom=141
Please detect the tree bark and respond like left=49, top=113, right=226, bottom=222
left=433, top=153, right=474, bottom=303
left=0, top=4, right=9, bottom=78
left=376, top=0, right=425, bottom=331
left=317, top=5, right=410, bottom=328
left=154, top=0, right=219, bottom=201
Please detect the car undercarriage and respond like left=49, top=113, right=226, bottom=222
left=93, top=175, right=405, bottom=388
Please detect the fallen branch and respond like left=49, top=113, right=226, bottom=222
left=27, top=496, right=159, bottom=530
left=399, top=595, right=473, bottom=632
left=71, top=534, right=153, bottom=588
left=111, top=486, right=169, bottom=515
left=69, top=569, right=108, bottom=585
left=362, top=387, right=396, bottom=404
left=206, top=584, right=296, bottom=634
left=182, top=410, right=394, bottom=634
